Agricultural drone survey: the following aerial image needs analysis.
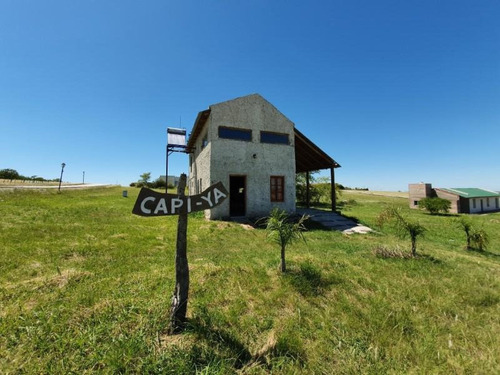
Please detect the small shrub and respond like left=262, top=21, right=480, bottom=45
left=377, top=206, right=426, bottom=257
left=470, top=229, right=489, bottom=251
left=419, top=197, right=451, bottom=215
left=455, top=216, right=473, bottom=249
left=151, top=178, right=166, bottom=189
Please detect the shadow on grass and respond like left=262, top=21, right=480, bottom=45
left=425, top=213, right=460, bottom=217
left=283, top=261, right=342, bottom=296
left=186, top=308, right=252, bottom=370
left=184, top=306, right=306, bottom=372
left=466, top=248, right=500, bottom=258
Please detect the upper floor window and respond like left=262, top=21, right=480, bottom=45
left=218, top=126, right=252, bottom=141
left=201, top=134, right=208, bottom=149
left=260, top=131, right=289, bottom=145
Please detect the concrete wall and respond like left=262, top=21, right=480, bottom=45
left=188, top=117, right=211, bottom=199
left=190, top=94, right=296, bottom=219
left=408, top=183, right=433, bottom=209
left=469, top=197, right=500, bottom=214
left=434, top=189, right=460, bottom=214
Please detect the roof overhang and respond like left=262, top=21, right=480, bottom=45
left=294, top=128, right=340, bottom=173
left=187, top=109, right=211, bottom=151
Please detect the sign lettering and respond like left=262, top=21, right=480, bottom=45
left=132, top=181, right=228, bottom=217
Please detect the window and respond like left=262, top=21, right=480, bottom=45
left=472, top=199, right=476, bottom=209
left=270, top=176, right=285, bottom=202
left=487, top=198, right=490, bottom=207
left=201, top=134, right=208, bottom=149
left=218, top=126, right=252, bottom=141
left=414, top=201, right=419, bottom=206
left=260, top=131, right=289, bottom=145
left=496, top=198, right=499, bottom=209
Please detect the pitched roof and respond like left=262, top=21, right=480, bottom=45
left=294, top=128, right=340, bottom=172
left=437, top=188, right=500, bottom=198
left=187, top=95, right=340, bottom=172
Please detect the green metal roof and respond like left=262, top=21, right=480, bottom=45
left=438, top=188, right=500, bottom=198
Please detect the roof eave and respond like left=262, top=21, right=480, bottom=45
left=187, top=109, right=211, bottom=150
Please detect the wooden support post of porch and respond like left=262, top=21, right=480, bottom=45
left=331, top=166, right=336, bottom=212
left=306, top=171, right=310, bottom=208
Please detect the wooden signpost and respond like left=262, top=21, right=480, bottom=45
left=132, top=174, right=228, bottom=333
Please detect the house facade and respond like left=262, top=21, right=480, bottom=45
left=409, top=183, right=500, bottom=214
left=187, top=94, right=339, bottom=219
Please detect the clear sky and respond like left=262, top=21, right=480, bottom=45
left=1, top=0, right=499, bottom=191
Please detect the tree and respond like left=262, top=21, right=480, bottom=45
left=296, top=172, right=341, bottom=206
left=138, top=172, right=151, bottom=187
left=456, top=216, right=473, bottom=249
left=378, top=206, right=426, bottom=257
left=0, top=168, right=20, bottom=181
left=264, top=208, right=309, bottom=272
left=296, top=172, right=319, bottom=204
left=418, top=197, right=451, bottom=215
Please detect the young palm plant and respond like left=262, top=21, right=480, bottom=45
left=377, top=206, right=426, bottom=257
left=264, top=208, right=309, bottom=272
left=456, top=216, right=473, bottom=250
left=470, top=228, right=489, bottom=251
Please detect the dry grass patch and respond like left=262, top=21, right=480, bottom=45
left=373, top=245, right=415, bottom=259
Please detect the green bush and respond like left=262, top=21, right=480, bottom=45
left=470, top=228, right=489, bottom=251
left=419, top=197, right=451, bottom=215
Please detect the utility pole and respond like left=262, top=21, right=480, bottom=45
left=58, top=163, right=66, bottom=192
left=83, top=171, right=85, bottom=184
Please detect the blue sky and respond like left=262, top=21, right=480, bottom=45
left=1, top=0, right=499, bottom=191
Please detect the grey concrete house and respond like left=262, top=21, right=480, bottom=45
left=409, top=183, right=500, bottom=214
left=159, top=175, right=180, bottom=187
left=187, top=94, right=340, bottom=219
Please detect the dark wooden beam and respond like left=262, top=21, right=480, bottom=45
left=306, top=171, right=310, bottom=208
left=331, top=167, right=336, bottom=212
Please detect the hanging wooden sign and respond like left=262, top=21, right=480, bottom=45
left=132, top=181, right=228, bottom=217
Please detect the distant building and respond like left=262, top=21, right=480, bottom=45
left=187, top=94, right=340, bottom=219
left=159, top=175, right=180, bottom=187
left=409, top=183, right=500, bottom=214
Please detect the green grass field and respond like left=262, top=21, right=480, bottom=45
left=1, top=187, right=499, bottom=374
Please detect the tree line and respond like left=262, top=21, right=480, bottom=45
left=0, top=168, right=60, bottom=182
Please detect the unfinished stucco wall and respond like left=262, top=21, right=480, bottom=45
left=434, top=189, right=460, bottom=213
left=188, top=117, right=211, bottom=198
left=206, top=94, right=296, bottom=219
left=408, top=183, right=433, bottom=208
